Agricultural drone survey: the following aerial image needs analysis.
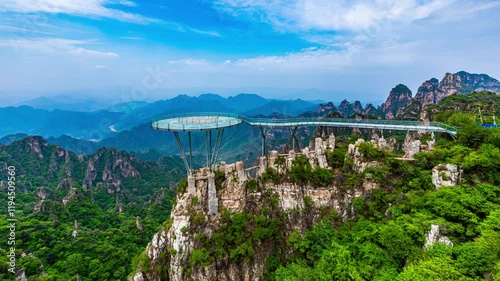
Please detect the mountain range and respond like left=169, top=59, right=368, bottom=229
left=0, top=71, right=498, bottom=162
left=316, top=71, right=500, bottom=120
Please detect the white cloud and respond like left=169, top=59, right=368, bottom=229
left=0, top=38, right=120, bottom=58
left=71, top=47, right=119, bottom=58
left=213, top=0, right=456, bottom=32
left=94, top=64, right=107, bottom=69
left=0, top=0, right=159, bottom=24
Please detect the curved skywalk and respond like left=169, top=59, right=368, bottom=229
left=152, top=112, right=457, bottom=136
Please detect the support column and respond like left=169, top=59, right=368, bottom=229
left=259, top=127, right=271, bottom=157
left=288, top=127, right=298, bottom=151
left=173, top=131, right=191, bottom=176
left=211, top=128, right=224, bottom=168
left=207, top=174, right=218, bottom=215
left=188, top=131, right=193, bottom=175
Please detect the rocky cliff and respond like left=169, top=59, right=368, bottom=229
left=381, top=84, right=413, bottom=119
left=315, top=71, right=499, bottom=121
left=0, top=136, right=180, bottom=214
left=132, top=137, right=393, bottom=281
left=401, top=71, right=500, bottom=120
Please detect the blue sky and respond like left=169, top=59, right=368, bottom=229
left=0, top=0, right=499, bottom=103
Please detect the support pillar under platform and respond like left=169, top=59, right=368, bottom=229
left=207, top=174, right=218, bottom=215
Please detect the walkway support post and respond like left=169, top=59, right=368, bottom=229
left=259, top=127, right=271, bottom=157
left=288, top=127, right=298, bottom=151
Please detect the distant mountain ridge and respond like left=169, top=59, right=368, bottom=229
left=315, top=71, right=500, bottom=120
left=1, top=70, right=498, bottom=160
left=0, top=93, right=318, bottom=141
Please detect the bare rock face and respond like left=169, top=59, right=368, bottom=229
left=400, top=71, right=500, bottom=120
left=414, top=78, right=443, bottom=110
left=381, top=84, right=412, bottom=119
left=17, top=268, right=28, bottom=281
left=438, top=71, right=500, bottom=98
left=136, top=216, right=144, bottom=231
left=432, top=164, right=462, bottom=189
left=352, top=101, right=364, bottom=114
left=347, top=139, right=382, bottom=173
left=363, top=103, right=380, bottom=116
left=83, top=148, right=141, bottom=191
left=338, top=99, right=354, bottom=117
left=62, top=188, right=82, bottom=206
left=317, top=101, right=336, bottom=116
left=36, top=187, right=50, bottom=200
left=26, top=136, right=47, bottom=159
left=57, top=178, right=72, bottom=190
left=424, top=224, right=453, bottom=249
left=403, top=133, right=421, bottom=159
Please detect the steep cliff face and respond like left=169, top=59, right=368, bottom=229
left=0, top=136, right=183, bottom=280
left=414, top=78, right=442, bottom=107
left=314, top=71, right=499, bottom=122
left=381, top=84, right=412, bottom=119
left=400, top=72, right=500, bottom=120
left=440, top=71, right=500, bottom=96
left=133, top=137, right=388, bottom=281
left=82, top=147, right=142, bottom=192
left=0, top=136, right=177, bottom=214
left=363, top=103, right=381, bottom=117
left=317, top=102, right=336, bottom=116
left=338, top=99, right=354, bottom=117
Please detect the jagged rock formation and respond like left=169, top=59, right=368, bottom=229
left=400, top=132, right=436, bottom=159
left=338, top=99, right=355, bottom=117
left=0, top=136, right=184, bottom=280
left=0, top=136, right=180, bottom=216
left=136, top=216, right=144, bottom=231
left=363, top=103, right=380, bottom=116
left=83, top=147, right=141, bottom=191
left=133, top=137, right=386, bottom=281
left=314, top=71, right=499, bottom=121
left=424, top=224, right=453, bottom=249
left=317, top=102, right=336, bottom=116
left=432, top=164, right=462, bottom=189
left=401, top=71, right=500, bottom=120
left=381, top=84, right=413, bottom=119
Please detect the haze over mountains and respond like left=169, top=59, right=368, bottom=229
left=1, top=71, right=498, bottom=159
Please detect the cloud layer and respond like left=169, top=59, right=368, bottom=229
left=0, top=0, right=499, bottom=101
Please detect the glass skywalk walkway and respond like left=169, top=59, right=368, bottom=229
left=152, top=112, right=457, bottom=175
left=152, top=112, right=457, bottom=135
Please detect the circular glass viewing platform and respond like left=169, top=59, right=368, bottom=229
left=152, top=113, right=244, bottom=131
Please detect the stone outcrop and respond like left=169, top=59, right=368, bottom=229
left=57, top=178, right=72, bottom=190
left=348, top=139, right=383, bottom=173
left=432, top=164, right=462, bottom=189
left=136, top=216, right=144, bottom=231
left=424, top=224, right=453, bottom=249
left=36, top=187, right=50, bottom=200
left=62, top=188, right=82, bottom=205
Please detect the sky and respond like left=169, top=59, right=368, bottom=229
left=0, top=0, right=499, bottom=104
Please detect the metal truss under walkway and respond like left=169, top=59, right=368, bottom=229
left=152, top=112, right=458, bottom=174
